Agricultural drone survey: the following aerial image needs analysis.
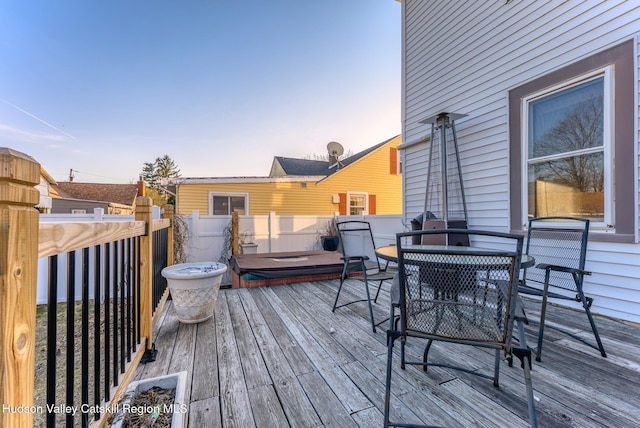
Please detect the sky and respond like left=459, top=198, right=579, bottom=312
left=0, top=0, right=401, bottom=183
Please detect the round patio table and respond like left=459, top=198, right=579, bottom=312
left=375, top=244, right=535, bottom=269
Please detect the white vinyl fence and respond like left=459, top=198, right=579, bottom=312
left=36, top=208, right=406, bottom=301
left=181, top=210, right=406, bottom=265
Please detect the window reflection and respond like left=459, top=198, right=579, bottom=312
left=528, top=152, right=604, bottom=220
left=527, top=77, right=605, bottom=220
left=213, top=195, right=246, bottom=215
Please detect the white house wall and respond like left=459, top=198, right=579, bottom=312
left=401, top=0, right=640, bottom=322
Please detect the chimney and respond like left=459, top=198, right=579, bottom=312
left=137, top=176, right=146, bottom=196
left=328, top=154, right=338, bottom=166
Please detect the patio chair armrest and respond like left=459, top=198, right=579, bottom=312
left=340, top=255, right=369, bottom=262
left=536, top=263, right=592, bottom=276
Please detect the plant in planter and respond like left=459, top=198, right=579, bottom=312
left=110, top=371, right=188, bottom=428
left=319, top=218, right=340, bottom=251
left=240, top=231, right=258, bottom=254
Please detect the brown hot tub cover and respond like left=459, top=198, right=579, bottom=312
left=230, top=250, right=351, bottom=279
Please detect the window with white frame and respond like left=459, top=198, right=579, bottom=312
left=349, top=192, right=367, bottom=215
left=522, top=70, right=611, bottom=226
left=509, top=40, right=634, bottom=242
left=208, top=192, right=247, bottom=215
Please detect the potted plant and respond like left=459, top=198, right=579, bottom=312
left=240, top=231, right=258, bottom=254
left=110, top=371, right=188, bottom=428
left=319, top=218, right=340, bottom=251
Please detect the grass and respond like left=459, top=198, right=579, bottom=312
left=34, top=299, right=135, bottom=428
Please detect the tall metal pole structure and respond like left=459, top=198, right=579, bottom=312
left=418, top=112, right=468, bottom=243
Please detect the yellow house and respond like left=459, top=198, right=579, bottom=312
left=174, top=135, right=402, bottom=216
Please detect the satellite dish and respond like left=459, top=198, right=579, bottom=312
left=327, top=141, right=344, bottom=158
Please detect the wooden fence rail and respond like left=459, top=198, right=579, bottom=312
left=0, top=148, right=173, bottom=427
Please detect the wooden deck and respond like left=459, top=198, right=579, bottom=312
left=133, top=278, right=640, bottom=427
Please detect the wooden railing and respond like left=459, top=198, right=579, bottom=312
left=0, top=148, right=174, bottom=427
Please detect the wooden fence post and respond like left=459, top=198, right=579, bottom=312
left=0, top=148, right=40, bottom=427
left=135, top=196, right=154, bottom=351
left=231, top=211, right=239, bottom=255
left=163, top=204, right=174, bottom=267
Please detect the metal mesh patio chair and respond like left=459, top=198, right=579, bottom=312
left=520, top=216, right=606, bottom=361
left=383, top=229, right=537, bottom=428
left=332, top=220, right=395, bottom=332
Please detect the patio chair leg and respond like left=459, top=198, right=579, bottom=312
left=383, top=331, right=396, bottom=427
left=576, top=284, right=607, bottom=358
left=332, top=263, right=350, bottom=312
left=536, top=270, right=552, bottom=362
left=493, top=348, right=500, bottom=387
left=332, top=277, right=345, bottom=313
left=374, top=280, right=384, bottom=303
left=363, top=271, right=377, bottom=332
left=515, top=320, right=538, bottom=428
left=422, top=339, right=434, bottom=372
left=573, top=273, right=606, bottom=358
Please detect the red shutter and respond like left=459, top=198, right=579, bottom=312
left=368, top=195, right=376, bottom=215
left=339, top=193, right=347, bottom=215
left=389, top=147, right=398, bottom=175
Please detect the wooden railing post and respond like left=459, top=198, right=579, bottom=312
left=135, top=196, right=154, bottom=352
left=163, top=204, right=174, bottom=267
left=0, top=148, right=40, bottom=427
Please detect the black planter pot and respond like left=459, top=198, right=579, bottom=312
left=321, top=236, right=339, bottom=251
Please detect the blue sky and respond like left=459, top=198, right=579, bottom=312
left=0, top=0, right=401, bottom=183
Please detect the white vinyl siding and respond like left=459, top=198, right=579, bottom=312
left=401, top=0, right=640, bottom=322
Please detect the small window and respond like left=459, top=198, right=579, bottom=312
left=71, top=209, right=86, bottom=214
left=209, top=193, right=247, bottom=215
left=348, top=192, right=367, bottom=215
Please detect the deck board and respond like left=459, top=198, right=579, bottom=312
left=133, top=278, right=640, bottom=427
left=190, top=315, right=218, bottom=402
left=214, top=292, right=255, bottom=428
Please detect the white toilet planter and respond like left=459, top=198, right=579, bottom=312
left=161, top=262, right=227, bottom=323
left=110, top=371, right=188, bottom=428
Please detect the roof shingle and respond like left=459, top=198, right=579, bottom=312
left=53, top=182, right=139, bottom=206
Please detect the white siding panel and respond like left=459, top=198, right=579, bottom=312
left=402, top=0, right=640, bottom=321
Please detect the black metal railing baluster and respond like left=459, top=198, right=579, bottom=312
left=126, top=238, right=132, bottom=363
left=112, top=241, right=119, bottom=386
left=151, top=228, right=169, bottom=313
left=66, top=251, right=75, bottom=428
left=93, top=245, right=101, bottom=421
left=81, top=248, right=90, bottom=428
left=46, top=255, right=58, bottom=428
left=120, top=239, right=126, bottom=373
left=135, top=237, right=141, bottom=344
left=152, top=230, right=157, bottom=310
left=104, top=242, right=111, bottom=401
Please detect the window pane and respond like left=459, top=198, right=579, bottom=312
left=212, top=196, right=229, bottom=215
left=349, top=195, right=365, bottom=215
left=528, top=78, right=603, bottom=159
left=230, top=196, right=245, bottom=214
left=527, top=152, right=604, bottom=221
